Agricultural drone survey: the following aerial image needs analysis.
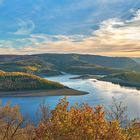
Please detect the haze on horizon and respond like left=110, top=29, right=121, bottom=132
left=0, top=0, right=140, bottom=57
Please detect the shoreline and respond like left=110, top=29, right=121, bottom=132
left=0, top=88, right=88, bottom=97
left=70, top=74, right=140, bottom=90
left=100, top=78, right=140, bottom=90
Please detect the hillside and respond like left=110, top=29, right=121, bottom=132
left=0, top=54, right=139, bottom=76
left=129, top=64, right=140, bottom=72
left=133, top=58, right=140, bottom=64
left=65, top=65, right=128, bottom=75
left=101, top=72, right=140, bottom=89
left=33, top=53, right=138, bottom=70
left=0, top=56, right=61, bottom=76
left=0, top=72, right=64, bottom=91
left=78, top=55, right=138, bottom=69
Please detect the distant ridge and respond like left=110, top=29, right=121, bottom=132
left=0, top=53, right=139, bottom=76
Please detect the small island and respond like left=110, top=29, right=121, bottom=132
left=0, top=71, right=87, bottom=97
left=70, top=74, right=103, bottom=80
left=70, top=72, right=140, bottom=90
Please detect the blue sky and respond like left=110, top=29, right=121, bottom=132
left=0, top=0, right=140, bottom=56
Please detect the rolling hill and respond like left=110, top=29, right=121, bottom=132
left=0, top=54, right=139, bottom=76
left=0, top=71, right=64, bottom=91
left=133, top=58, right=140, bottom=64
left=101, top=72, right=140, bottom=89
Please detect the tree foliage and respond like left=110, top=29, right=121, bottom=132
left=34, top=98, right=140, bottom=140
left=0, top=72, right=64, bottom=91
left=0, top=98, right=140, bottom=140
left=0, top=103, right=34, bottom=140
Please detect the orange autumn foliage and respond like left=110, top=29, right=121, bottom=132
left=34, top=98, right=130, bottom=140
left=0, top=98, right=140, bottom=140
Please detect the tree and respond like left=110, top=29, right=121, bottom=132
left=0, top=103, right=34, bottom=140
left=35, top=98, right=128, bottom=140
left=106, top=97, right=128, bottom=127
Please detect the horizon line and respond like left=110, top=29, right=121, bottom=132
left=0, top=52, right=139, bottom=58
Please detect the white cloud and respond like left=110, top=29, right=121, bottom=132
left=1, top=10, right=140, bottom=57
left=13, top=19, right=35, bottom=35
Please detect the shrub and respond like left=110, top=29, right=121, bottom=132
left=0, top=98, right=139, bottom=140
left=34, top=98, right=128, bottom=140
left=0, top=103, right=35, bottom=140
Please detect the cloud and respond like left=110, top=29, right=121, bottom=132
left=13, top=19, right=35, bottom=35
left=0, top=10, right=140, bottom=57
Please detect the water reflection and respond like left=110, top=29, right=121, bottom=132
left=0, top=74, right=140, bottom=123
left=48, top=74, right=140, bottom=119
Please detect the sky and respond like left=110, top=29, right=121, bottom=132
left=0, top=0, right=140, bottom=57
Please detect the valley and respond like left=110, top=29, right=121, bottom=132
left=0, top=53, right=140, bottom=89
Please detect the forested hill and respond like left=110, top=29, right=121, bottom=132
left=101, top=72, right=140, bottom=89
left=0, top=71, right=64, bottom=91
left=0, top=54, right=139, bottom=76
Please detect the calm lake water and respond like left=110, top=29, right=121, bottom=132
left=1, top=74, right=140, bottom=123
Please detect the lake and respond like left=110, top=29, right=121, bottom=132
left=0, top=74, right=140, bottom=123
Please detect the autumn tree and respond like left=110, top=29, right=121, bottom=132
left=106, top=97, right=128, bottom=127
left=0, top=103, right=34, bottom=140
left=34, top=98, right=128, bottom=140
